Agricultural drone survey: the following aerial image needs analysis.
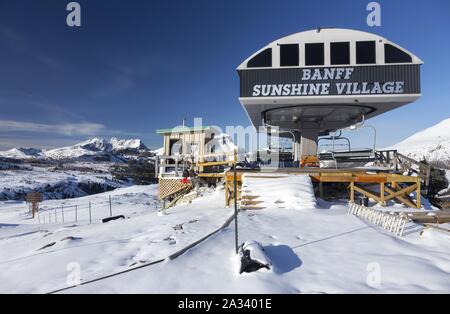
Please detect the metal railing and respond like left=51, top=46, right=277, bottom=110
left=36, top=195, right=130, bottom=225
left=155, top=151, right=240, bottom=178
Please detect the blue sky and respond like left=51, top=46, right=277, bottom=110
left=0, top=0, right=449, bottom=150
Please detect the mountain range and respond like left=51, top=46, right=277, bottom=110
left=0, top=138, right=153, bottom=162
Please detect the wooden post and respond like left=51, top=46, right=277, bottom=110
left=350, top=182, right=355, bottom=203
left=319, top=182, right=324, bottom=199
left=225, top=181, right=229, bottom=207
left=380, top=182, right=386, bottom=206
left=416, top=179, right=421, bottom=209
left=75, top=205, right=78, bottom=223
left=26, top=192, right=43, bottom=219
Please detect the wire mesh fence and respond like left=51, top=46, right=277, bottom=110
left=36, top=195, right=116, bottom=226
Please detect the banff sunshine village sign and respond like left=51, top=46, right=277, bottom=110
left=238, top=64, right=420, bottom=98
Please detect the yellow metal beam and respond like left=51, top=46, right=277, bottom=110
left=197, top=161, right=232, bottom=167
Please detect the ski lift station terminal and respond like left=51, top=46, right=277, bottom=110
left=157, top=28, right=449, bottom=224
left=237, top=28, right=422, bottom=159
left=2, top=17, right=450, bottom=294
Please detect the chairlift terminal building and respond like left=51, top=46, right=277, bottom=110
left=156, top=28, right=428, bottom=210
left=237, top=28, right=422, bottom=160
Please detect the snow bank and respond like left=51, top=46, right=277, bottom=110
left=241, top=174, right=316, bottom=209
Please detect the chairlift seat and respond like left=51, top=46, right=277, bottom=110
left=332, top=149, right=374, bottom=159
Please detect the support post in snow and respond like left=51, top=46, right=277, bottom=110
left=75, top=205, right=78, bottom=223
left=233, top=149, right=239, bottom=254
left=109, top=195, right=112, bottom=217
left=62, top=205, right=65, bottom=223
left=89, top=201, right=92, bottom=224
left=49, top=212, right=51, bottom=224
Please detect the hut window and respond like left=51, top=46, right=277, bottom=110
left=305, top=43, right=324, bottom=66
left=356, top=41, right=376, bottom=64
left=186, top=142, right=199, bottom=155
left=280, top=44, right=299, bottom=67
left=330, top=42, right=350, bottom=65
left=169, top=139, right=182, bottom=155
left=247, top=48, right=272, bottom=68
left=384, top=44, right=412, bottom=63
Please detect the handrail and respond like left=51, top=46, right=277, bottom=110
left=375, top=149, right=431, bottom=192
left=158, top=150, right=238, bottom=178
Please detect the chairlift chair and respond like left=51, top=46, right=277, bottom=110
left=318, top=119, right=377, bottom=166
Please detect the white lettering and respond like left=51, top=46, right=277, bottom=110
left=66, top=2, right=81, bottom=27
left=311, top=69, right=322, bottom=80
left=367, top=2, right=382, bottom=27
left=344, top=68, right=354, bottom=79
left=252, top=85, right=261, bottom=96
left=302, top=69, right=311, bottom=80
left=382, top=81, right=395, bottom=93
left=394, top=81, right=404, bottom=93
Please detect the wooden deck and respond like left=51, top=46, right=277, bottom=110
left=221, top=168, right=422, bottom=209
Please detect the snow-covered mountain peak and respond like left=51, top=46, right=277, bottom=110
left=109, top=138, right=148, bottom=151
left=0, top=138, right=151, bottom=161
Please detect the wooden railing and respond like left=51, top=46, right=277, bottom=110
left=375, top=150, right=431, bottom=194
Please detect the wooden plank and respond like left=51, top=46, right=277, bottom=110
left=197, top=173, right=225, bottom=178
left=413, top=216, right=450, bottom=224
left=197, top=161, right=232, bottom=167
left=380, top=182, right=386, bottom=205
left=312, top=176, right=357, bottom=182
left=386, top=175, right=420, bottom=183
left=350, top=182, right=355, bottom=202
left=353, top=185, right=383, bottom=203
left=383, top=184, right=417, bottom=202
left=241, top=200, right=264, bottom=206
left=384, top=185, right=418, bottom=209
left=417, top=181, right=421, bottom=208
left=355, top=176, right=387, bottom=183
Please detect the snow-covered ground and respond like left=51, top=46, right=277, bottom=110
left=1, top=175, right=448, bottom=294
left=0, top=185, right=233, bottom=293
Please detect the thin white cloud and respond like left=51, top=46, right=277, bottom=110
left=0, top=120, right=106, bottom=136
